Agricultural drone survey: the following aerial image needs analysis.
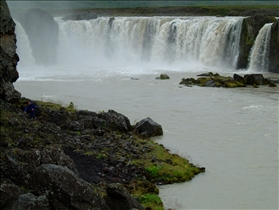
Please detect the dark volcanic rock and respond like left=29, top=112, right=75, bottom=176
left=233, top=74, right=246, bottom=85
left=0, top=0, right=21, bottom=102
left=237, top=15, right=277, bottom=70
left=13, top=193, right=50, bottom=210
left=105, top=183, right=144, bottom=210
left=134, top=117, right=163, bottom=138
left=269, top=20, right=279, bottom=73
left=30, top=164, right=109, bottom=210
left=244, top=74, right=270, bottom=85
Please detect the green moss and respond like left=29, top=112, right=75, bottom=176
left=138, top=193, right=164, bottom=210
left=133, top=141, right=204, bottom=184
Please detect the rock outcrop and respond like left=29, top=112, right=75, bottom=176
left=269, top=20, right=279, bottom=73
left=179, top=72, right=277, bottom=88
left=237, top=15, right=277, bottom=70
left=0, top=0, right=21, bottom=102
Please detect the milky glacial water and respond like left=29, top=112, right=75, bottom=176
left=13, top=14, right=278, bottom=209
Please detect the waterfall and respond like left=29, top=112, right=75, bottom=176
left=15, top=16, right=250, bottom=79
left=56, top=16, right=243, bottom=70
left=14, top=20, right=36, bottom=67
left=248, top=23, right=272, bottom=72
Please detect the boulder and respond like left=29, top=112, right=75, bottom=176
left=244, top=74, right=268, bottom=85
left=233, top=74, right=246, bottom=86
left=133, top=117, right=163, bottom=138
left=6, top=146, right=78, bottom=175
left=157, top=74, right=170, bottom=80
left=179, top=78, right=195, bottom=86
left=105, top=183, right=144, bottom=210
left=30, top=164, right=109, bottom=210
left=0, top=0, right=21, bottom=102
left=99, top=110, right=132, bottom=132
left=0, top=179, right=25, bottom=209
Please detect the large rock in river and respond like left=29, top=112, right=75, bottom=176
left=0, top=0, right=21, bottom=102
left=133, top=117, right=163, bottom=138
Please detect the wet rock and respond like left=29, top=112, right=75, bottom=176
left=269, top=83, right=277, bottom=87
left=133, top=117, right=163, bottom=138
left=205, top=80, right=216, bottom=87
left=156, top=74, right=170, bottom=80
left=233, top=74, right=246, bottom=86
left=179, top=78, right=195, bottom=86
left=244, top=74, right=269, bottom=85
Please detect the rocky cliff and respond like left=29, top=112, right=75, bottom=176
left=269, top=20, right=279, bottom=73
left=237, top=15, right=278, bottom=72
left=0, top=0, right=21, bottom=102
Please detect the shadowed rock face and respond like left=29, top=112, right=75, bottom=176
left=237, top=15, right=277, bottom=70
left=269, top=20, right=279, bottom=73
left=0, top=0, right=21, bottom=102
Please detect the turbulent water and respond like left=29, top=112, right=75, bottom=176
left=14, top=16, right=278, bottom=209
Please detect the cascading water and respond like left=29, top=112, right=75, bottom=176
left=58, top=16, right=244, bottom=70
left=248, top=23, right=272, bottom=72
left=15, top=16, right=249, bottom=79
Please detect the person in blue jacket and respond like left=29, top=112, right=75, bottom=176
left=24, top=101, right=36, bottom=119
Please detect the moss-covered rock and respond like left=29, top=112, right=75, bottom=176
left=179, top=73, right=276, bottom=88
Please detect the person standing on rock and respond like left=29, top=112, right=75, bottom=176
left=24, top=101, right=36, bottom=119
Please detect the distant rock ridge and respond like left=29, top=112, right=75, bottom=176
left=0, top=0, right=21, bottom=102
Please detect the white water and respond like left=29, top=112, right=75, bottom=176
left=248, top=23, right=272, bottom=72
left=15, top=16, right=247, bottom=81
left=13, top=16, right=278, bottom=209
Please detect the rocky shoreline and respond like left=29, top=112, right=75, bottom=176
left=0, top=97, right=205, bottom=210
